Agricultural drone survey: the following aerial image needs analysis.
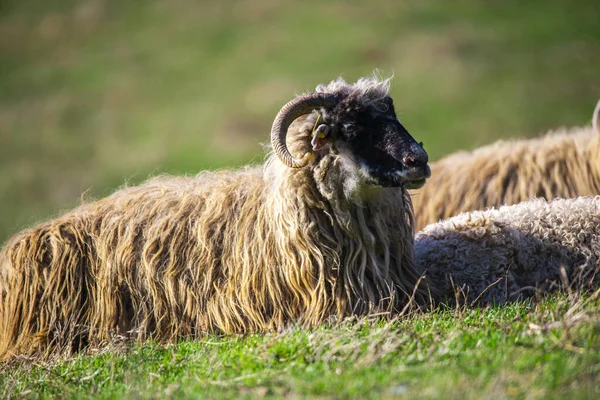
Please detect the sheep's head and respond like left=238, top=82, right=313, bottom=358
left=271, top=76, right=430, bottom=189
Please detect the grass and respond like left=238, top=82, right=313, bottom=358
left=1, top=0, right=600, bottom=398
left=0, top=0, right=599, bottom=243
left=1, top=291, right=599, bottom=399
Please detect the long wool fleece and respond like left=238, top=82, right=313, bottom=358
left=411, top=126, right=600, bottom=231
left=0, top=76, right=433, bottom=361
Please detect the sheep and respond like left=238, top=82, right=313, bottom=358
left=0, top=75, right=436, bottom=360
left=411, top=99, right=600, bottom=231
left=415, top=196, right=600, bottom=305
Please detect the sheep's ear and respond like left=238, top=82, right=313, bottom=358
left=311, top=124, right=330, bottom=151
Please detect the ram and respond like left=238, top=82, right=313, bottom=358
left=0, top=75, right=435, bottom=360
left=412, top=100, right=600, bottom=231
left=415, top=196, right=600, bottom=304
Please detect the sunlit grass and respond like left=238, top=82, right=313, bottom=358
left=1, top=292, right=598, bottom=399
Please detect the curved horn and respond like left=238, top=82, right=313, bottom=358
left=593, top=99, right=600, bottom=135
left=271, top=93, right=339, bottom=168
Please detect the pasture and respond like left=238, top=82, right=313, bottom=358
left=0, top=0, right=599, bottom=398
left=1, top=293, right=599, bottom=398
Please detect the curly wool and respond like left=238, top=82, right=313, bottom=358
left=0, top=76, right=431, bottom=361
left=415, top=196, right=600, bottom=304
left=315, top=74, right=392, bottom=112
left=411, top=125, right=600, bottom=232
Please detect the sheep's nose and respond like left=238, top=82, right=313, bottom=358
left=402, top=154, right=423, bottom=167
left=402, top=142, right=429, bottom=167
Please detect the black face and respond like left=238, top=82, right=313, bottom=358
left=327, top=96, right=430, bottom=188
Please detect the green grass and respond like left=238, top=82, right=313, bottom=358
left=1, top=0, right=600, bottom=398
left=0, top=0, right=599, bottom=243
left=1, top=292, right=599, bottom=399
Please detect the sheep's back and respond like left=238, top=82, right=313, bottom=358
left=0, top=168, right=269, bottom=359
left=415, top=196, right=600, bottom=304
left=411, top=127, right=600, bottom=231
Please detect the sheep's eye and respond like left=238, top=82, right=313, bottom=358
left=343, top=123, right=358, bottom=136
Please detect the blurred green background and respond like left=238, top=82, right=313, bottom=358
left=1, top=0, right=599, bottom=244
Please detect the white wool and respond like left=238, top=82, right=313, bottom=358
left=315, top=73, right=392, bottom=111
left=415, top=196, right=600, bottom=304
